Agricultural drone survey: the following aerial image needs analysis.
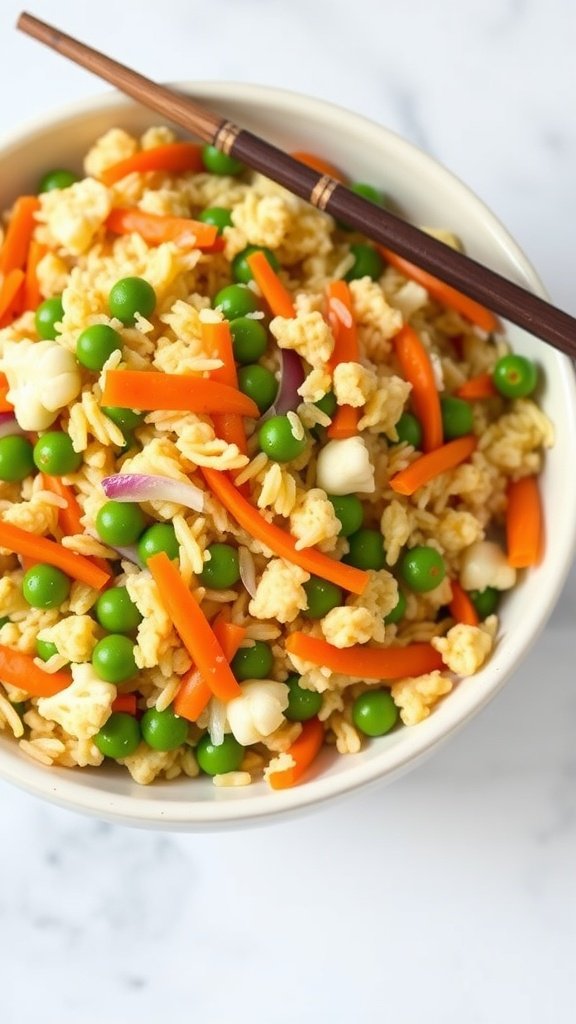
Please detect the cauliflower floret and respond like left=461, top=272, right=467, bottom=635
left=37, top=663, right=116, bottom=740
left=226, top=680, right=289, bottom=746
left=431, top=616, right=497, bottom=676
left=321, top=606, right=374, bottom=647
left=38, top=177, right=112, bottom=255
left=316, top=436, right=375, bottom=495
left=1, top=339, right=81, bottom=431
left=249, top=559, right=310, bottom=623
left=391, top=671, right=453, bottom=725
left=332, top=362, right=377, bottom=408
left=270, top=311, right=334, bottom=368
left=83, top=127, right=138, bottom=177
left=289, top=488, right=341, bottom=552
left=459, top=540, right=516, bottom=591
left=37, top=615, right=99, bottom=664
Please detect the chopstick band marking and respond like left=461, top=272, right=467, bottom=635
left=310, top=175, right=338, bottom=211
left=213, top=120, right=241, bottom=155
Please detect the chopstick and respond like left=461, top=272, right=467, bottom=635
left=15, top=11, right=576, bottom=359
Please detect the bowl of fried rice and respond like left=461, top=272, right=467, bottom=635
left=0, top=83, right=574, bottom=829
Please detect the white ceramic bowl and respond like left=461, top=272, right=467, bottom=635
left=1, top=83, right=575, bottom=829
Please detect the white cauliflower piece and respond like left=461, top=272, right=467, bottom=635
left=289, top=488, right=341, bottom=551
left=1, top=339, right=81, bottom=431
left=391, top=671, right=453, bottom=725
left=321, top=606, right=374, bottom=647
left=37, top=663, right=116, bottom=740
left=459, top=540, right=517, bottom=591
left=431, top=617, right=497, bottom=676
left=38, top=177, right=112, bottom=255
left=249, top=559, right=309, bottom=623
left=332, top=362, right=377, bottom=408
left=270, top=311, right=334, bottom=368
left=226, top=680, right=289, bottom=746
left=316, top=436, right=375, bottom=495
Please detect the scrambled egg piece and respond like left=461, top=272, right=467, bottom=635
left=37, top=663, right=116, bottom=741
left=349, top=277, right=403, bottom=359
left=231, top=191, right=292, bottom=249
left=226, top=680, right=289, bottom=746
left=270, top=310, right=334, bottom=368
left=38, top=177, right=112, bottom=255
left=38, top=615, right=99, bottom=664
left=249, top=559, right=310, bottom=623
left=289, top=488, right=341, bottom=552
left=316, top=436, right=375, bottom=495
left=358, top=374, right=412, bottom=435
left=2, top=493, right=59, bottom=537
left=297, top=366, right=332, bottom=404
left=321, top=606, right=374, bottom=648
left=436, top=510, right=485, bottom=556
left=1, top=339, right=82, bottom=431
left=459, top=541, right=516, bottom=591
left=83, top=127, right=138, bottom=178
left=391, top=671, right=453, bottom=725
left=351, top=570, right=399, bottom=643
left=332, top=362, right=377, bottom=408
left=0, top=571, right=28, bottom=618
left=432, top=617, right=497, bottom=676
left=119, top=743, right=180, bottom=785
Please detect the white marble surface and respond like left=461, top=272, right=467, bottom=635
left=1, top=0, right=576, bottom=1020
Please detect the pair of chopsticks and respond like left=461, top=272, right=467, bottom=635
left=15, top=11, right=576, bottom=360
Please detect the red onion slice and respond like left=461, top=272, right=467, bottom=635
left=261, top=349, right=305, bottom=421
left=101, top=473, right=204, bottom=512
left=0, top=414, right=25, bottom=439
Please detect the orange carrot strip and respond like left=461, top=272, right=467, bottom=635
left=455, top=373, right=498, bottom=400
left=174, top=616, right=246, bottom=722
left=267, top=717, right=325, bottom=789
left=506, top=475, right=543, bottom=568
left=106, top=208, right=218, bottom=250
left=100, top=142, right=203, bottom=186
left=390, top=435, right=477, bottom=496
left=0, top=520, right=110, bottom=590
left=326, top=404, right=360, bottom=439
left=112, top=693, right=138, bottom=715
left=147, top=552, right=242, bottom=702
left=0, top=196, right=40, bottom=275
left=449, top=580, right=479, bottom=627
left=0, top=372, right=13, bottom=413
left=379, top=246, right=499, bottom=333
left=101, top=370, right=260, bottom=418
left=291, top=151, right=348, bottom=184
left=0, top=269, right=25, bottom=325
left=326, top=280, right=359, bottom=366
left=41, top=476, right=111, bottom=578
left=201, top=467, right=368, bottom=595
left=22, top=239, right=47, bottom=311
left=0, top=644, right=71, bottom=698
left=285, top=632, right=443, bottom=679
left=246, top=250, right=295, bottom=318
left=203, top=320, right=248, bottom=454
left=393, top=325, right=443, bottom=452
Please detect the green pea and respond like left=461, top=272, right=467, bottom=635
left=258, top=414, right=307, bottom=462
left=92, top=635, right=137, bottom=683
left=303, top=577, right=343, bottom=619
left=399, top=545, right=446, bottom=593
left=344, top=528, right=386, bottom=570
left=94, top=712, right=141, bottom=759
left=108, top=276, right=156, bottom=325
left=38, top=168, right=79, bottom=193
left=384, top=588, right=407, bottom=625
left=232, top=245, right=279, bottom=283
left=96, top=500, right=146, bottom=546
left=469, top=586, right=500, bottom=619
left=393, top=412, right=422, bottom=449
left=101, top=407, right=145, bottom=431
left=33, top=431, right=82, bottom=476
left=352, top=690, right=399, bottom=737
left=76, top=324, right=123, bottom=371
left=328, top=494, right=364, bottom=537
left=440, top=396, right=474, bottom=440
left=200, top=543, right=240, bottom=590
left=12, top=701, right=27, bottom=719
left=23, top=564, right=70, bottom=609
left=492, top=355, right=538, bottom=399
left=284, top=673, right=322, bottom=722
left=95, top=587, right=142, bottom=633
left=314, top=391, right=337, bottom=419
left=231, top=641, right=274, bottom=681
left=36, top=638, right=58, bottom=662
left=0, top=435, right=35, bottom=482
left=35, top=296, right=64, bottom=340
left=196, top=732, right=245, bottom=775
left=237, top=364, right=278, bottom=414
left=137, top=523, right=179, bottom=565
left=230, top=316, right=268, bottom=363
left=201, top=145, right=245, bottom=176
left=141, top=706, right=188, bottom=752
left=0, top=616, right=9, bottom=630
left=214, top=283, right=261, bottom=320
left=198, top=206, right=233, bottom=234
left=344, top=244, right=383, bottom=282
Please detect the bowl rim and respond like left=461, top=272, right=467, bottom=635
left=1, top=80, right=576, bottom=828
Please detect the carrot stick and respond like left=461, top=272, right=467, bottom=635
left=393, top=325, right=443, bottom=452
left=0, top=269, right=25, bottom=326
left=0, top=373, right=13, bottom=413
left=246, top=250, right=295, bottom=318
left=390, top=435, right=477, bottom=496
left=174, top=615, right=246, bottom=722
left=0, top=196, right=40, bottom=276
left=100, top=142, right=203, bottom=186
left=325, top=280, right=361, bottom=439
left=101, top=370, right=260, bottom=418
left=112, top=693, right=138, bottom=715
left=291, top=151, right=348, bottom=184
left=285, top=632, right=443, bottom=679
left=201, top=467, right=368, bottom=595
left=0, top=644, right=71, bottom=698
left=326, top=404, right=360, bottom=439
left=203, top=320, right=248, bottom=455
left=455, top=373, right=498, bottom=400
left=106, top=207, right=218, bottom=250
left=0, top=520, right=110, bottom=590
left=506, top=475, right=543, bottom=568
left=22, top=239, right=46, bottom=311
left=147, top=552, right=242, bottom=702
left=449, top=580, right=479, bottom=627
left=267, top=717, right=325, bottom=789
left=41, top=475, right=111, bottom=578
left=379, top=246, right=499, bottom=333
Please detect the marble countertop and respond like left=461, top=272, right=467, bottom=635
left=1, top=1, right=576, bottom=1020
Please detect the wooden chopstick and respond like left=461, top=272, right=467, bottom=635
left=15, top=11, right=576, bottom=358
